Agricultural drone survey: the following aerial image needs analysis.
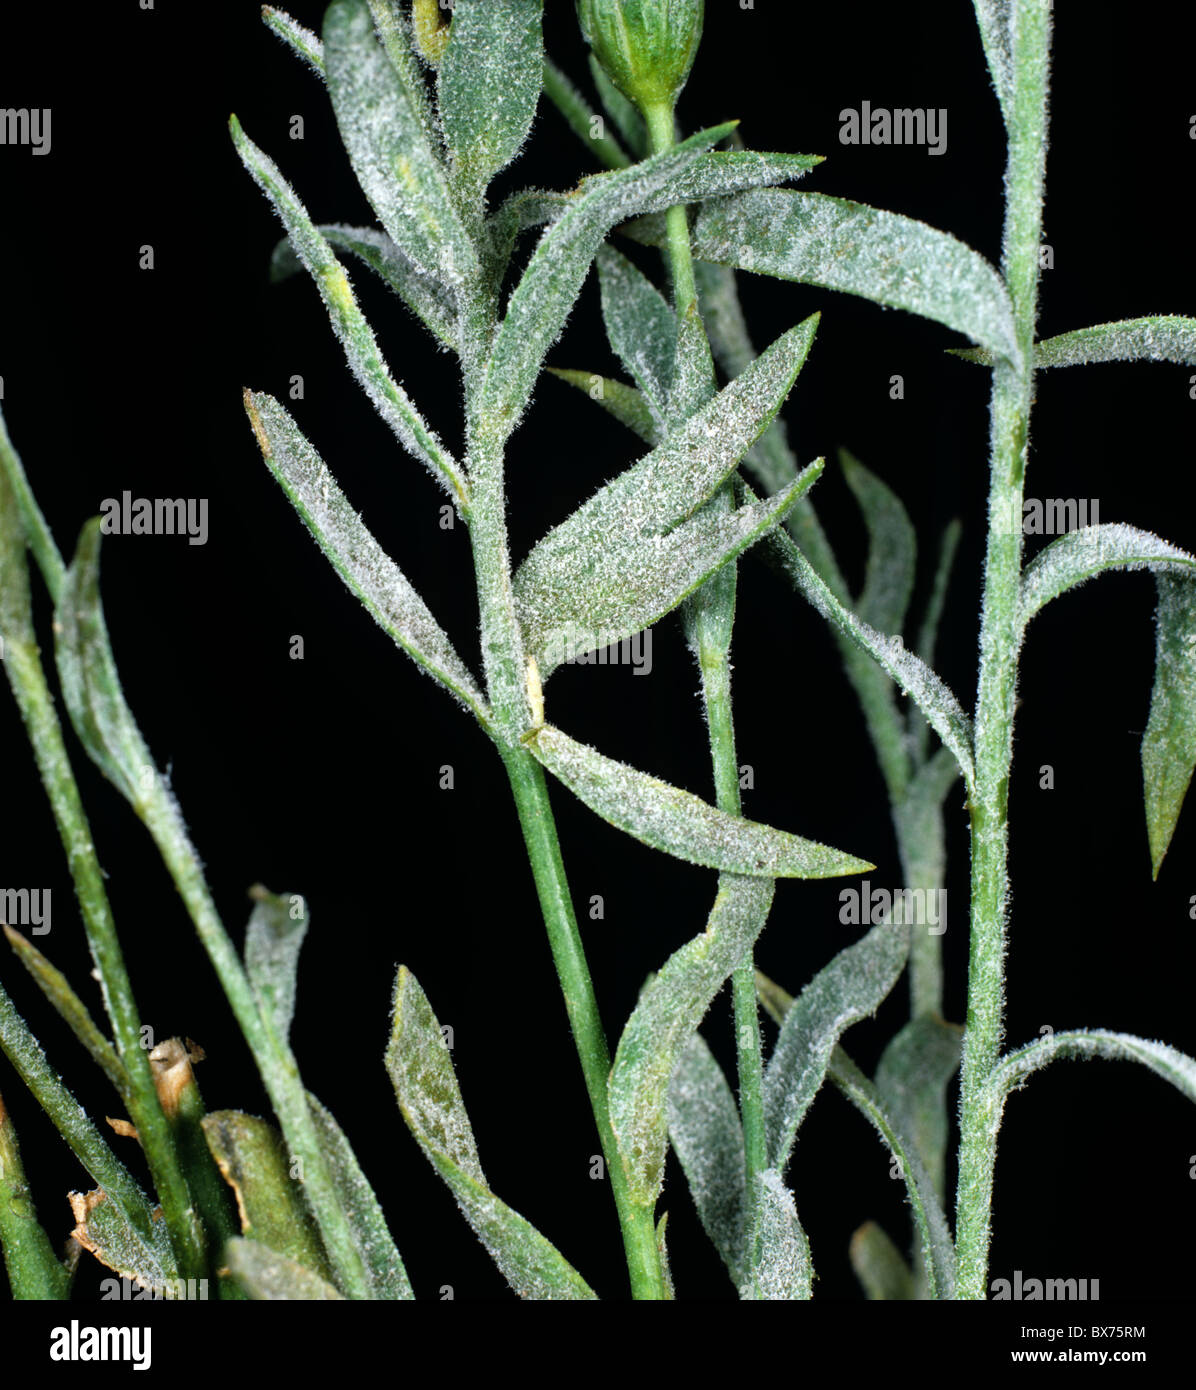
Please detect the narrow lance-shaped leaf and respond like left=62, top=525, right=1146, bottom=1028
left=324, top=0, right=477, bottom=290
left=527, top=723, right=874, bottom=879
left=1143, top=576, right=1196, bottom=878
left=244, top=886, right=309, bottom=1045
left=667, top=1030, right=746, bottom=1283
left=597, top=244, right=676, bottom=426
left=262, top=5, right=326, bottom=77
left=971, top=0, right=1013, bottom=125
left=437, top=0, right=544, bottom=202
left=850, top=1221, right=915, bottom=1301
left=3, top=927, right=126, bottom=1098
left=516, top=317, right=820, bottom=675
left=306, top=1093, right=413, bottom=1300
left=0, top=1089, right=72, bottom=1299
left=1018, top=523, right=1196, bottom=630
left=243, top=392, right=489, bottom=724
left=840, top=449, right=917, bottom=638
left=952, top=315, right=1196, bottom=368
left=874, top=1015, right=963, bottom=1198
left=541, top=57, right=631, bottom=171
left=387, top=967, right=598, bottom=1299
left=270, top=224, right=456, bottom=349
left=658, top=189, right=1019, bottom=364
left=589, top=52, right=648, bottom=157
left=225, top=1239, right=345, bottom=1301
left=826, top=1047, right=957, bottom=1299
left=202, top=1111, right=333, bottom=1281
left=764, top=919, right=910, bottom=1173
left=911, top=519, right=963, bottom=761
left=989, top=1029, right=1196, bottom=1109
left=547, top=369, right=657, bottom=444
left=748, top=476, right=977, bottom=792
left=740, top=1169, right=812, bottom=1301
left=611, top=877, right=775, bottom=1209
left=230, top=117, right=467, bottom=504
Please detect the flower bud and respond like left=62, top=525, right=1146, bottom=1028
left=577, top=0, right=704, bottom=115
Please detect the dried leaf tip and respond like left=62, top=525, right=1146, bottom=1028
left=148, top=1037, right=202, bottom=1119
left=242, top=390, right=273, bottom=461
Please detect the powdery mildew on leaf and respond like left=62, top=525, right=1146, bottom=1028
left=1034, top=315, right=1196, bottom=368
left=610, top=877, right=774, bottom=1207
left=739, top=1168, right=811, bottom=1301
left=68, top=1190, right=177, bottom=1293
left=841, top=449, right=917, bottom=638
left=244, top=887, right=309, bottom=1044
left=763, top=920, right=910, bottom=1173
left=597, top=244, right=676, bottom=426
left=991, top=1029, right=1196, bottom=1108
left=972, top=0, right=1014, bottom=124
left=263, top=5, right=326, bottom=77
left=1143, top=576, right=1196, bottom=877
left=231, top=119, right=465, bottom=501
left=225, top=1238, right=346, bottom=1300
left=324, top=0, right=477, bottom=290
left=688, top=189, right=1020, bottom=364
left=1018, top=523, right=1196, bottom=629
left=874, top=1015, right=963, bottom=1190
left=437, top=0, right=544, bottom=203
left=528, top=723, right=873, bottom=878
left=306, top=1093, right=413, bottom=1300
left=667, top=1030, right=747, bottom=1282
left=243, top=392, right=488, bottom=723
left=546, top=370, right=658, bottom=444
left=387, top=968, right=597, bottom=1299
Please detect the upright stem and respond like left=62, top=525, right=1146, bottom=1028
left=645, top=103, right=697, bottom=311
left=954, top=0, right=1050, bottom=1299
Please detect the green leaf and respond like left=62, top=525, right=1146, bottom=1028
left=1018, top=523, right=1196, bottom=629
left=527, top=723, right=874, bottom=879
left=324, top=0, right=477, bottom=290
left=656, top=1212, right=675, bottom=1299
left=667, top=300, right=718, bottom=431
left=305, top=1093, right=413, bottom=1300
left=971, top=0, right=1013, bottom=125
left=611, top=877, right=774, bottom=1209
left=764, top=920, right=910, bottom=1173
left=739, top=1168, right=811, bottom=1300
left=1143, top=576, right=1196, bottom=877
left=515, top=317, right=820, bottom=675
left=952, top=315, right=1196, bottom=368
left=547, top=370, right=658, bottom=444
left=678, top=189, right=1019, bottom=364
left=990, top=1029, right=1196, bottom=1108
left=749, top=478, right=977, bottom=792
left=911, top=519, right=964, bottom=761
left=68, top=1186, right=178, bottom=1294
left=849, top=1220, right=914, bottom=1300
left=0, top=405, right=65, bottom=608
left=841, top=449, right=917, bottom=638
left=225, top=1238, right=346, bottom=1300
left=262, top=5, right=326, bottom=77
left=0, top=1091, right=72, bottom=1299
left=522, top=464, right=821, bottom=680
left=588, top=52, right=648, bottom=157
left=478, top=121, right=736, bottom=442
left=202, top=1110, right=333, bottom=1281
left=3, top=927, right=126, bottom=1098
left=541, top=58, right=630, bottom=171
left=875, top=1015, right=963, bottom=1195
left=386, top=967, right=598, bottom=1299
left=270, top=224, right=456, bottom=349
left=438, top=0, right=544, bottom=202
left=827, top=1047, right=957, bottom=1298
left=667, top=1030, right=746, bottom=1282
left=230, top=117, right=467, bottom=503
left=244, top=886, right=309, bottom=1045
left=242, top=392, right=489, bottom=724
left=596, top=244, right=676, bottom=427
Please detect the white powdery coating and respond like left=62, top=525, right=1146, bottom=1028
left=227, top=1238, right=345, bottom=1300
left=387, top=969, right=597, bottom=1299
left=250, top=393, right=486, bottom=718
left=763, top=920, right=910, bottom=1172
left=437, top=0, right=542, bottom=198
left=245, top=892, right=309, bottom=1044
left=1018, top=523, right=1196, bottom=629
left=325, top=0, right=476, bottom=289
left=841, top=450, right=917, bottom=636
left=597, top=244, right=676, bottom=426
left=874, top=1015, right=963, bottom=1163
left=1034, top=316, right=1196, bottom=368
left=522, top=469, right=816, bottom=677
left=739, top=1169, right=811, bottom=1301
left=531, top=723, right=871, bottom=878
left=515, top=321, right=818, bottom=669
left=667, top=1031, right=747, bottom=1281
left=1143, top=576, right=1196, bottom=873
left=610, top=876, right=774, bottom=1206
left=691, top=189, right=1020, bottom=365
left=73, top=1191, right=177, bottom=1293
left=306, top=1093, right=413, bottom=1300
left=994, top=1029, right=1196, bottom=1107
left=972, top=0, right=1014, bottom=120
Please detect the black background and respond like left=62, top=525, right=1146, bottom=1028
left=1, top=0, right=1194, bottom=1322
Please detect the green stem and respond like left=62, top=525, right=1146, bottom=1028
left=954, top=0, right=1051, bottom=1300
left=499, top=745, right=664, bottom=1300
left=644, top=102, right=697, bottom=310
left=0, top=1087, right=72, bottom=1299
